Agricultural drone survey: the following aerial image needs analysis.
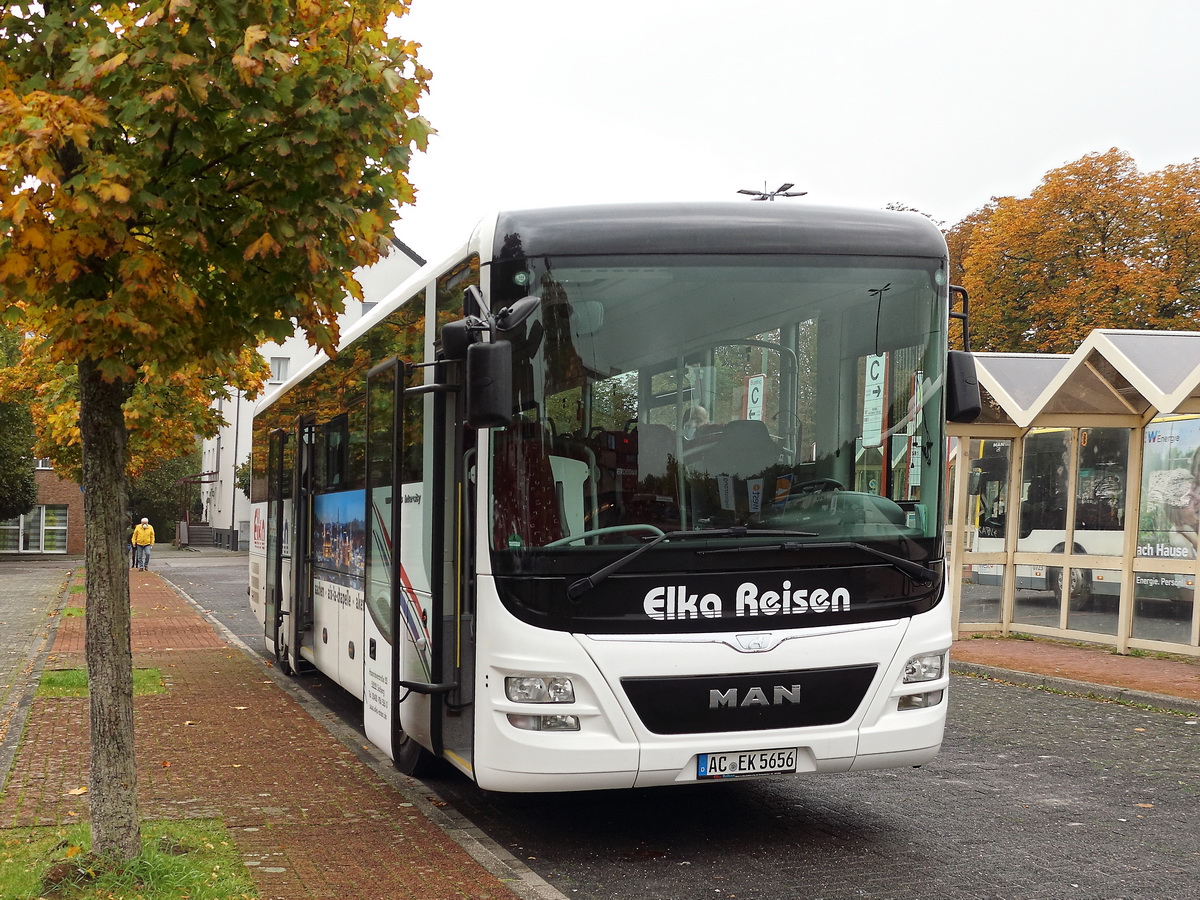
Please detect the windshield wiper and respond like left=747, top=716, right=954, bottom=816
left=565, top=527, right=818, bottom=601
left=699, top=539, right=938, bottom=586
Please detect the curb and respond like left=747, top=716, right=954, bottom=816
left=951, top=661, right=1200, bottom=717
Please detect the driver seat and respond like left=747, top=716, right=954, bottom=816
left=699, top=419, right=781, bottom=479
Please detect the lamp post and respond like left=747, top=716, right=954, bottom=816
left=736, top=182, right=807, bottom=201
left=229, top=389, right=241, bottom=550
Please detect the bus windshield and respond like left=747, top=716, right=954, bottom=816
left=488, top=253, right=948, bottom=556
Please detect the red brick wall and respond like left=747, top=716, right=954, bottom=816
left=34, top=469, right=86, bottom=554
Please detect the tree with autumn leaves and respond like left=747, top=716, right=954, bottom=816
left=0, top=0, right=430, bottom=862
left=950, top=148, right=1200, bottom=353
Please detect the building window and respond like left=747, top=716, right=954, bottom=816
left=35, top=458, right=53, bottom=469
left=0, top=504, right=69, bottom=553
left=269, top=357, right=290, bottom=384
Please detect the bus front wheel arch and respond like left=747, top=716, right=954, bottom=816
left=393, top=729, right=431, bottom=776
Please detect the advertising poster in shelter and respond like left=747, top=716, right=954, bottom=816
left=1137, top=416, right=1200, bottom=561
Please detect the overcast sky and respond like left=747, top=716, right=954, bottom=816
left=391, top=0, right=1200, bottom=262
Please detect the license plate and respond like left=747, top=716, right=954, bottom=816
left=697, top=747, right=798, bottom=779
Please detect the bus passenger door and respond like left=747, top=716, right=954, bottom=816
left=433, top=360, right=475, bottom=774
left=281, top=416, right=315, bottom=675
left=363, top=360, right=435, bottom=767
left=264, top=429, right=290, bottom=664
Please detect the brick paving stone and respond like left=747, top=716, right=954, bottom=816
left=952, top=635, right=1200, bottom=708
left=0, top=571, right=522, bottom=900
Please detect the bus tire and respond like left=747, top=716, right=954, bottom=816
left=272, top=620, right=296, bottom=676
left=394, top=732, right=430, bottom=776
left=1048, top=543, right=1093, bottom=610
left=275, top=642, right=295, bottom=676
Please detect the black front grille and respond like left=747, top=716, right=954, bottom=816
left=621, top=665, right=878, bottom=735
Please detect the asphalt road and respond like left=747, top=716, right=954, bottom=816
left=162, top=556, right=1200, bottom=900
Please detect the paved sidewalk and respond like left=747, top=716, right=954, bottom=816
left=952, top=635, right=1200, bottom=715
left=0, top=559, right=73, bottom=782
left=0, top=567, right=535, bottom=900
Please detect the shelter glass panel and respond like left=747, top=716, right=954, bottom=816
left=1074, top=428, right=1129, bottom=557
left=1132, top=571, right=1194, bottom=645
left=1016, top=428, right=1069, bottom=555
left=968, top=439, right=1011, bottom=545
left=1064, top=566, right=1119, bottom=636
left=959, top=568, right=1001, bottom=624
left=1012, top=563, right=1060, bottom=628
left=962, top=438, right=1011, bottom=625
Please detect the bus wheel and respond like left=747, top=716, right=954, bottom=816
left=1048, top=556, right=1093, bottom=610
left=272, top=621, right=295, bottom=676
left=1065, top=568, right=1094, bottom=611
left=394, top=731, right=430, bottom=776
left=275, top=642, right=295, bottom=676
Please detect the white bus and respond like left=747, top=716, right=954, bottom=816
left=248, top=202, right=979, bottom=791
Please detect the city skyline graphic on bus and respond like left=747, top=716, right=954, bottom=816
left=312, top=490, right=366, bottom=588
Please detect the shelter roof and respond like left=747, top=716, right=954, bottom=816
left=966, top=330, right=1200, bottom=429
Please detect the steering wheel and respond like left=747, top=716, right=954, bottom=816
left=795, top=478, right=844, bottom=494
left=543, top=524, right=666, bottom=548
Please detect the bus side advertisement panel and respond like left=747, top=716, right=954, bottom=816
left=311, top=491, right=366, bottom=698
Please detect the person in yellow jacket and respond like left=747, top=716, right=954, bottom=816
left=132, top=517, right=155, bottom=570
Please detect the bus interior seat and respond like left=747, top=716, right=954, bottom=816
left=698, top=419, right=782, bottom=479
left=635, top=424, right=676, bottom=485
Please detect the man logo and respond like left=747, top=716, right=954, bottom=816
left=709, top=684, right=802, bottom=709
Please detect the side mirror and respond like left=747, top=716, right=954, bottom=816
left=946, top=350, right=981, bottom=424
left=495, top=295, right=540, bottom=332
left=467, top=341, right=513, bottom=429
left=967, top=470, right=982, bottom=496
left=441, top=319, right=474, bottom=362
left=441, top=294, right=540, bottom=362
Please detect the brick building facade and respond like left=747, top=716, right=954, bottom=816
left=0, top=466, right=85, bottom=554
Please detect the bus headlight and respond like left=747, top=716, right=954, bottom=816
left=898, top=651, right=946, bottom=711
left=902, top=652, right=945, bottom=684
left=505, top=675, right=576, bottom=703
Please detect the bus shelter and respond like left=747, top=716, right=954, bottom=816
left=947, top=330, right=1200, bottom=657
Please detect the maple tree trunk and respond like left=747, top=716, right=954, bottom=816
left=79, top=358, right=141, bottom=860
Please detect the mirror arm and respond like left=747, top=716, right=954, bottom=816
left=402, top=383, right=461, bottom=398
left=949, top=285, right=972, bottom=351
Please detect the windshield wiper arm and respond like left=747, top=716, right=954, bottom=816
left=565, top=527, right=817, bottom=601
left=699, top=539, right=938, bottom=586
